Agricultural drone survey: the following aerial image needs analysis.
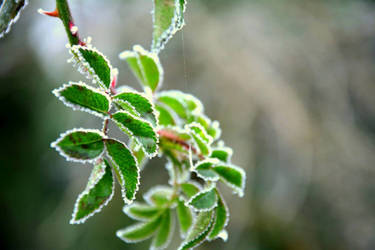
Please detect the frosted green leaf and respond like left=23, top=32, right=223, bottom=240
left=193, top=159, right=220, bottom=181
left=70, top=45, right=114, bottom=89
left=207, top=191, right=229, bottom=241
left=178, top=210, right=215, bottom=250
left=117, top=215, right=162, bottom=243
left=112, top=111, right=158, bottom=156
left=129, top=139, right=148, bottom=170
left=124, top=202, right=161, bottom=221
left=187, top=187, right=218, bottom=212
left=151, top=209, right=174, bottom=249
left=177, top=198, right=193, bottom=237
left=144, top=186, right=174, bottom=207
left=213, top=165, right=246, bottom=197
left=51, top=129, right=105, bottom=163
left=119, top=45, right=163, bottom=92
left=180, top=182, right=201, bottom=199
left=114, top=91, right=157, bottom=127
left=105, top=139, right=139, bottom=203
left=53, top=82, right=110, bottom=118
left=186, top=123, right=212, bottom=156
left=210, top=147, right=233, bottom=163
left=157, top=90, right=203, bottom=120
left=71, top=159, right=114, bottom=224
left=156, top=104, right=176, bottom=126
left=152, top=0, right=186, bottom=53
left=192, top=115, right=221, bottom=141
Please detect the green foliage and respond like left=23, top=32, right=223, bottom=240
left=48, top=0, right=246, bottom=249
left=71, top=159, right=114, bottom=224
left=119, top=45, right=163, bottom=93
left=53, top=82, right=111, bottom=117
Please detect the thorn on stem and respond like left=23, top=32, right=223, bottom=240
left=38, top=8, right=59, bottom=18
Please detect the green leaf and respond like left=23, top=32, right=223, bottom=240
left=119, top=45, right=163, bottom=92
left=177, top=198, right=193, bottom=238
left=156, top=104, right=176, bottom=126
left=70, top=159, right=114, bottom=224
left=151, top=209, right=174, bottom=249
left=129, top=139, right=148, bottom=170
left=210, top=147, right=233, bottom=163
left=187, top=187, right=218, bottom=212
left=51, top=129, right=105, bottom=162
left=178, top=210, right=215, bottom=250
left=207, top=191, right=229, bottom=241
left=114, top=91, right=157, bottom=127
left=124, top=202, right=161, bottom=221
left=213, top=165, right=246, bottom=197
left=186, top=123, right=212, bottom=156
left=112, top=111, right=158, bottom=156
left=180, top=182, right=201, bottom=199
left=144, top=186, right=174, bottom=207
left=70, top=45, right=113, bottom=89
left=117, top=215, right=162, bottom=243
left=152, top=0, right=186, bottom=52
left=53, top=82, right=111, bottom=118
left=105, top=139, right=139, bottom=203
left=192, top=115, right=221, bottom=141
left=157, top=91, right=189, bottom=120
left=193, top=159, right=220, bottom=181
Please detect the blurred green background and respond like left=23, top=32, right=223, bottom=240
left=1, top=0, right=375, bottom=249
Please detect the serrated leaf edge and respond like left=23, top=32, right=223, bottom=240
left=192, top=158, right=220, bottom=181
left=151, top=0, right=187, bottom=53
left=52, top=81, right=111, bottom=119
left=207, top=190, right=230, bottom=241
left=69, top=45, right=114, bottom=89
left=105, top=140, right=140, bottom=204
left=116, top=216, right=161, bottom=243
left=70, top=161, right=115, bottom=224
left=111, top=110, right=159, bottom=158
left=178, top=210, right=215, bottom=250
left=119, top=45, right=164, bottom=92
left=50, top=128, right=106, bottom=164
left=213, top=164, right=246, bottom=197
left=186, top=186, right=218, bottom=212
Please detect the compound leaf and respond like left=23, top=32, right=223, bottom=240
left=119, top=45, right=163, bottom=92
left=187, top=187, right=218, bottom=212
left=51, top=129, right=105, bottom=163
left=105, top=139, right=139, bottom=203
left=112, top=111, right=158, bottom=156
left=53, top=82, right=110, bottom=118
left=71, top=159, right=114, bottom=224
left=70, top=45, right=113, bottom=89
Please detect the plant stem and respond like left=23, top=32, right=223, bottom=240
left=55, top=0, right=80, bottom=45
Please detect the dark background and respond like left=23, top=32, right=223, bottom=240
left=1, top=0, right=375, bottom=249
